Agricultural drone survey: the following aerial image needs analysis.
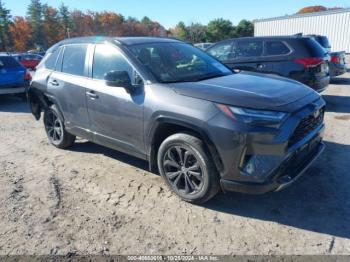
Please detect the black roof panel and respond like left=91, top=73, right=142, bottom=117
left=115, top=37, right=181, bottom=45
left=55, top=36, right=181, bottom=46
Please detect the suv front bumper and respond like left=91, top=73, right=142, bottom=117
left=220, top=133, right=325, bottom=194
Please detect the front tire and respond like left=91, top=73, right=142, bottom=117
left=157, top=133, right=220, bottom=204
left=43, top=105, right=75, bottom=149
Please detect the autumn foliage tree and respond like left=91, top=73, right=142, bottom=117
left=70, top=10, right=94, bottom=37
left=42, top=5, right=61, bottom=47
left=298, top=5, right=328, bottom=14
left=3, top=0, right=255, bottom=51
left=8, top=16, right=32, bottom=51
left=1, top=0, right=168, bottom=51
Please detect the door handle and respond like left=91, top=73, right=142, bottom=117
left=86, top=90, right=99, bottom=99
left=49, top=79, right=59, bottom=86
left=257, top=64, right=265, bottom=69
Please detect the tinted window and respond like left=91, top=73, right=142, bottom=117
left=0, top=56, right=20, bottom=68
left=12, top=55, right=20, bottom=61
left=44, top=48, right=60, bottom=70
left=62, top=45, right=87, bottom=76
left=207, top=42, right=233, bottom=61
left=234, top=40, right=263, bottom=58
left=303, top=38, right=327, bottom=57
left=23, top=55, right=36, bottom=60
left=26, top=54, right=41, bottom=60
left=265, top=41, right=290, bottom=56
left=315, top=36, right=330, bottom=49
left=93, top=44, right=135, bottom=81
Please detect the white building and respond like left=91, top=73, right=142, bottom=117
left=254, top=8, right=350, bottom=53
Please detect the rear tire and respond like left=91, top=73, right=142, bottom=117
left=43, top=104, right=75, bottom=149
left=157, top=133, right=220, bottom=204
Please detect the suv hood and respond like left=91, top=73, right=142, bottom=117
left=170, top=72, right=320, bottom=112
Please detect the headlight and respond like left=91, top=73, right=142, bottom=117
left=217, top=104, right=288, bottom=125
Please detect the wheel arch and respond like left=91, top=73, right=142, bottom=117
left=148, top=117, right=224, bottom=175
left=28, top=87, right=65, bottom=121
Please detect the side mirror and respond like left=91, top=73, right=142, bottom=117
left=104, top=70, right=132, bottom=91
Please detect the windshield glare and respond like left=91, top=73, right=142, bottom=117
left=128, top=42, right=232, bottom=83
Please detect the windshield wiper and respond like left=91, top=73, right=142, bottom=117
left=161, top=79, right=194, bottom=83
left=194, top=73, right=226, bottom=82
left=160, top=73, right=228, bottom=83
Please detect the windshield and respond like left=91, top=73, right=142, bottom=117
left=128, top=42, right=232, bottom=83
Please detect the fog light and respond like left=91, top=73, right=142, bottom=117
left=242, top=155, right=282, bottom=178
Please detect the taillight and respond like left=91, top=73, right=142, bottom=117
left=24, top=71, right=31, bottom=81
left=294, top=57, right=323, bottom=68
left=330, top=56, right=340, bottom=63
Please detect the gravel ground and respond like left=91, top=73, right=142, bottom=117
left=0, top=62, right=349, bottom=255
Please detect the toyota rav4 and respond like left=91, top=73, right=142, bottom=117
left=28, top=37, right=325, bottom=203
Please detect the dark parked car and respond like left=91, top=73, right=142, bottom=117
left=206, top=36, right=330, bottom=92
left=307, top=34, right=347, bottom=77
left=28, top=37, right=325, bottom=203
left=0, top=54, right=30, bottom=95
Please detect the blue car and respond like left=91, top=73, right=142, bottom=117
left=0, top=54, right=30, bottom=95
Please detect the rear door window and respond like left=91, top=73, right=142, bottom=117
left=92, top=44, right=134, bottom=81
left=44, top=48, right=60, bottom=70
left=61, top=45, right=88, bottom=77
left=265, top=41, right=290, bottom=56
left=234, top=40, right=263, bottom=58
left=207, top=41, right=234, bottom=61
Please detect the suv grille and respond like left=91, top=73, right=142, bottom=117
left=288, top=107, right=325, bottom=147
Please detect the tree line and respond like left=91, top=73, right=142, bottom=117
left=171, top=19, right=253, bottom=43
left=0, top=0, right=254, bottom=52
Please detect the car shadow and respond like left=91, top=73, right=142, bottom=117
left=0, top=95, right=29, bottom=113
left=70, top=139, right=349, bottom=239
left=204, top=141, right=350, bottom=239
left=70, top=140, right=150, bottom=172
left=323, top=95, right=350, bottom=113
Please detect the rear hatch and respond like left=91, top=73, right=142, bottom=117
left=0, top=56, right=26, bottom=87
left=299, top=38, right=330, bottom=77
left=313, top=36, right=331, bottom=52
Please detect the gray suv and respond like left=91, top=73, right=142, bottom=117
left=28, top=37, right=325, bottom=204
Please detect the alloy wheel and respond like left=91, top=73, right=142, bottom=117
left=45, top=110, right=63, bottom=144
left=163, top=145, right=204, bottom=195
